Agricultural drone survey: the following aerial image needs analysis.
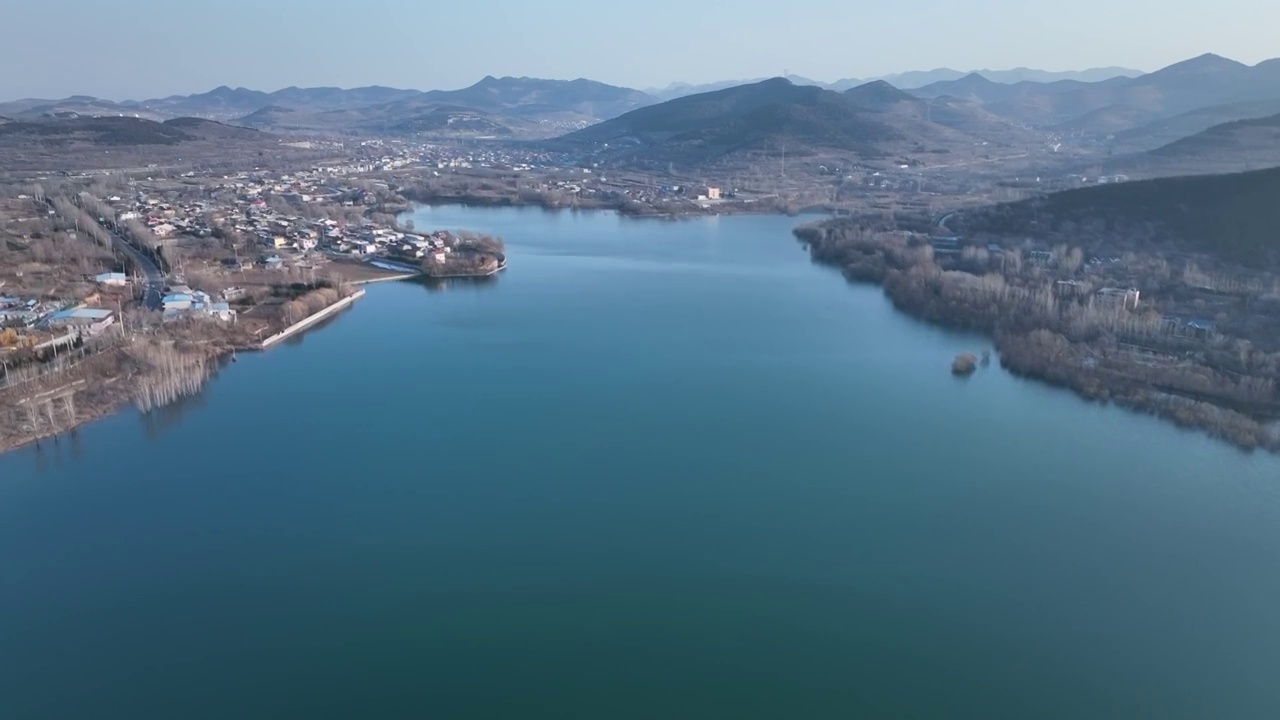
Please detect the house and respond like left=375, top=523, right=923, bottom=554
left=95, top=272, right=129, bottom=287
left=0, top=309, right=40, bottom=327
left=207, top=302, right=236, bottom=322
left=1163, top=316, right=1217, bottom=341
left=162, top=293, right=194, bottom=312
left=1097, top=288, right=1141, bottom=311
left=706, top=187, right=721, bottom=200
left=46, top=308, right=115, bottom=335
left=1029, top=250, right=1055, bottom=266
left=1055, top=280, right=1088, bottom=297
left=930, top=237, right=962, bottom=255
left=1184, top=318, right=1216, bottom=340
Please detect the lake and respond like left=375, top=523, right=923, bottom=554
left=3, top=205, right=1280, bottom=719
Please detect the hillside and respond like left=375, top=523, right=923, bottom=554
left=0, top=79, right=656, bottom=137
left=236, top=105, right=298, bottom=129
left=1106, top=113, right=1280, bottom=178
left=912, top=54, right=1280, bottom=134
left=555, top=77, right=1039, bottom=167
left=962, top=165, right=1280, bottom=267
left=1112, top=98, right=1280, bottom=151
left=0, top=116, right=195, bottom=145
left=419, top=76, right=655, bottom=120
left=162, top=117, right=263, bottom=140
left=387, top=106, right=511, bottom=135
left=843, top=80, right=919, bottom=109
left=648, top=66, right=1142, bottom=99
left=557, top=78, right=898, bottom=164
left=843, top=80, right=1031, bottom=142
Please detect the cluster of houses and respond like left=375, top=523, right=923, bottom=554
left=0, top=295, right=117, bottom=350
left=160, top=284, right=236, bottom=323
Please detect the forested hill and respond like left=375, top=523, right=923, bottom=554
left=961, top=166, right=1280, bottom=268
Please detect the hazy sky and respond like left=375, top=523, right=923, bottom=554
left=3, top=0, right=1277, bottom=100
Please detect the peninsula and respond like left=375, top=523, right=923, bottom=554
left=795, top=165, right=1280, bottom=451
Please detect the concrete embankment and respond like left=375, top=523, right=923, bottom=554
left=351, top=273, right=418, bottom=285
left=259, top=289, right=366, bottom=349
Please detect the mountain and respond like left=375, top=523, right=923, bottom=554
left=842, top=80, right=920, bottom=109
left=872, top=66, right=1143, bottom=89
left=843, top=81, right=1041, bottom=149
left=556, top=77, right=1030, bottom=166
left=0, top=116, right=255, bottom=146
left=968, top=165, right=1280, bottom=268
left=913, top=54, right=1280, bottom=132
left=979, top=66, right=1143, bottom=85
left=648, top=75, right=834, bottom=100
left=263, top=85, right=419, bottom=109
left=0, top=79, right=654, bottom=136
left=387, top=106, right=512, bottom=136
left=651, top=67, right=1143, bottom=99
left=1110, top=113, right=1280, bottom=178
left=236, top=105, right=298, bottom=129
left=1112, top=98, right=1280, bottom=151
left=558, top=78, right=896, bottom=164
left=146, top=86, right=273, bottom=118
left=912, top=72, right=1020, bottom=102
left=419, top=76, right=655, bottom=120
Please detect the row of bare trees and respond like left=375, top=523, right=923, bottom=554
left=796, top=216, right=1280, bottom=452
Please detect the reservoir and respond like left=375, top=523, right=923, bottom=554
left=3, top=205, right=1280, bottom=718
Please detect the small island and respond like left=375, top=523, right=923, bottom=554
left=415, top=231, right=506, bottom=278
left=952, top=353, right=978, bottom=376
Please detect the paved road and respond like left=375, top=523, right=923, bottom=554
left=104, top=226, right=165, bottom=310
left=48, top=197, right=166, bottom=309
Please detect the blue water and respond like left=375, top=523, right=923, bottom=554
left=2, top=206, right=1279, bottom=719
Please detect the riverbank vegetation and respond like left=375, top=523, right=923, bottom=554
left=0, top=317, right=226, bottom=453
left=420, top=232, right=506, bottom=278
left=796, top=211, right=1280, bottom=451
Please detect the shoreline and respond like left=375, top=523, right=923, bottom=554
left=257, top=289, right=366, bottom=349
left=401, top=192, right=817, bottom=220
left=793, top=223, right=1280, bottom=453
left=423, top=262, right=507, bottom=280
left=1, top=290, right=372, bottom=457
left=19, top=202, right=1261, bottom=459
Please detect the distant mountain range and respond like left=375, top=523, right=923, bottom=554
left=911, top=54, right=1280, bottom=132
left=647, top=66, right=1144, bottom=100
left=0, top=78, right=659, bottom=138
left=0, top=115, right=261, bottom=146
left=0, top=65, right=1146, bottom=131
left=3, top=53, right=1279, bottom=168
left=555, top=77, right=1032, bottom=166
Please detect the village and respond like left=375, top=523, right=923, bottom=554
left=0, top=145, right=520, bottom=357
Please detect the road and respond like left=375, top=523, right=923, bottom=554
left=104, top=226, right=165, bottom=309
left=46, top=197, right=166, bottom=309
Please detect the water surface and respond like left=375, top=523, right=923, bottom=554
left=3, top=206, right=1279, bottom=719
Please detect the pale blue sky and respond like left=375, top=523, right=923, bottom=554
left=3, top=0, right=1277, bottom=100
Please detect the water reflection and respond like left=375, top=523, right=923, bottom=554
left=413, top=273, right=503, bottom=294
left=28, top=426, right=85, bottom=473
left=280, top=304, right=360, bottom=348
left=137, top=359, right=227, bottom=440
